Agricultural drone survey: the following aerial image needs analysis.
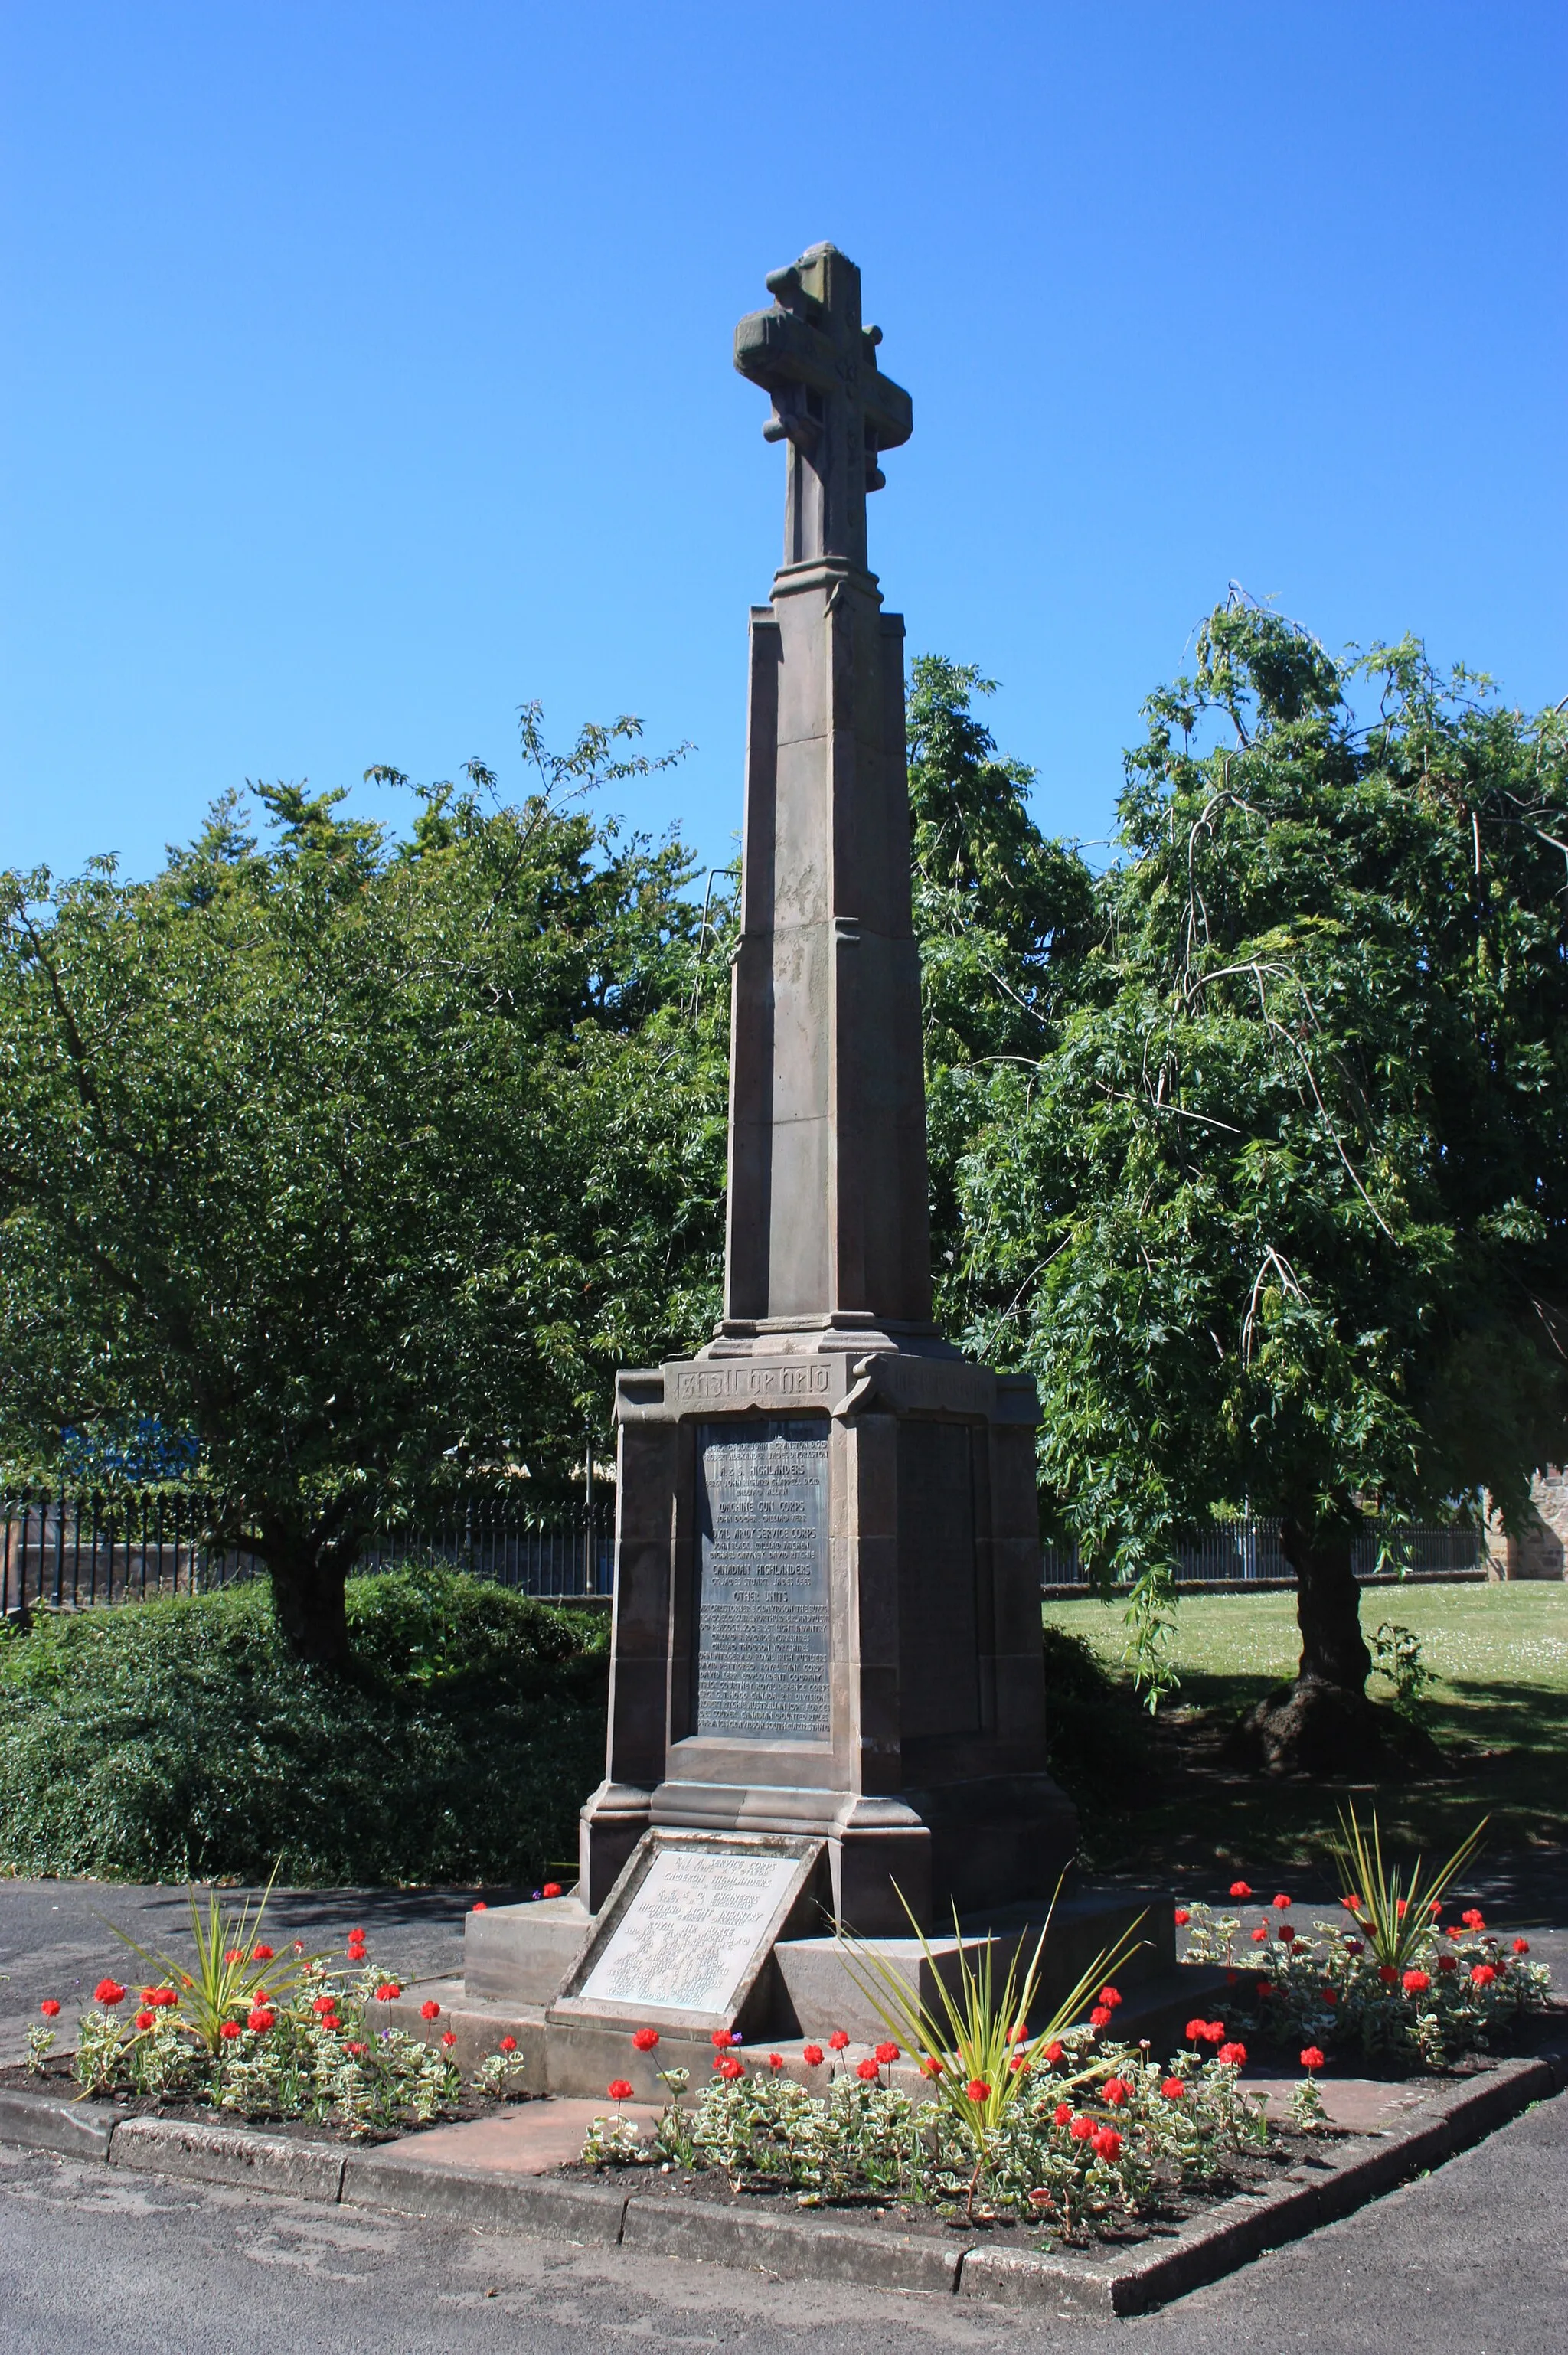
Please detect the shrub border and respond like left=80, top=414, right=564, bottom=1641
left=3, top=2034, right=1566, bottom=2318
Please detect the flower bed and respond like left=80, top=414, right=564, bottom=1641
left=1177, top=1882, right=1553, bottom=2069
left=23, top=1918, right=531, bottom=2141
left=575, top=2020, right=1279, bottom=2244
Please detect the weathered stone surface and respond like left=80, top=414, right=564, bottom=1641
left=463, top=1896, right=589, bottom=2005
left=0, top=2086, right=116, bottom=2157
left=108, top=2114, right=345, bottom=2201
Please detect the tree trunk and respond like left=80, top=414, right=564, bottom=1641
left=264, top=1543, right=351, bottom=1667
left=1282, top=1517, right=1370, bottom=1692
left=1229, top=1509, right=1394, bottom=1776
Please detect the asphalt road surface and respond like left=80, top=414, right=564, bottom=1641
left=2, top=2087, right=1564, bottom=2354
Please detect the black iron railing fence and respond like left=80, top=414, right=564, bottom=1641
left=0, top=1487, right=615, bottom=1618
left=0, top=1488, right=1487, bottom=1619
left=1040, top=1517, right=1486, bottom=1586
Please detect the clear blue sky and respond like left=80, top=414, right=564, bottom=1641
left=3, top=2, right=1563, bottom=884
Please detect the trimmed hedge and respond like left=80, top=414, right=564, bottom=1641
left=0, top=1566, right=608, bottom=1885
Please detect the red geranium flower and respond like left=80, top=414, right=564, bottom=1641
left=1102, top=2077, right=1129, bottom=2105
left=1185, top=2018, right=1206, bottom=2042
left=919, top=2055, right=942, bottom=2079
left=1377, top=1965, right=1398, bottom=1985
left=39, top=2000, right=61, bottom=2018
left=1278, top=1925, right=1295, bottom=1944
left=1438, top=1954, right=1457, bottom=1974
left=1343, top=1895, right=1362, bottom=1913
left=1044, top=2039, right=1063, bottom=2065
left=220, top=2020, right=241, bottom=2040
left=471, top=1902, right=488, bottom=1913
left=1462, top=1909, right=1485, bottom=1930
left=248, top=2007, right=275, bottom=2032
left=856, top=2057, right=880, bottom=2081
left=1472, top=1964, right=1497, bottom=1988
left=374, top=1982, right=400, bottom=2001
left=93, top=1980, right=126, bottom=2006
left=632, top=2027, right=660, bottom=2051
left=717, top=2056, right=743, bottom=2080
left=1251, top=1925, right=1269, bottom=1944
left=874, top=2041, right=900, bottom=2065
left=1299, top=2046, right=1325, bottom=2071
left=1069, top=2113, right=1093, bottom=2140
left=802, top=2043, right=824, bottom=2066
left=1054, top=2100, right=1073, bottom=2125
left=1097, top=1986, right=1122, bottom=2009
left=768, top=2053, right=784, bottom=2071
left=1161, top=2079, right=1186, bottom=2100
left=1271, top=1894, right=1291, bottom=1911
left=1394, top=1899, right=1408, bottom=1919
left=313, top=1995, right=337, bottom=2017
left=1008, top=2055, right=1030, bottom=2075
left=1513, top=1939, right=1531, bottom=1955
left=607, top=2079, right=633, bottom=2102
left=1092, top=2127, right=1122, bottom=2161
left=1229, top=1882, right=1253, bottom=1900
left=710, top=2028, right=732, bottom=2050
left=1218, top=2042, right=1247, bottom=2067
left=1402, top=1970, right=1430, bottom=1995
left=1173, top=1907, right=1190, bottom=1926
left=965, top=2079, right=991, bottom=2103
left=828, top=2030, right=849, bottom=2050
left=1089, top=2006, right=1112, bottom=2029
left=420, top=2000, right=442, bottom=2021
left=499, top=2036, right=517, bottom=2053
left=252, top=1945, right=275, bottom=1961
left=134, top=2009, right=155, bottom=2031
left=441, top=2032, right=456, bottom=2049
left=224, top=1949, right=244, bottom=1965
left=541, top=1883, right=563, bottom=1899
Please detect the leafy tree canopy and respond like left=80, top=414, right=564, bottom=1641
left=0, top=713, right=731, bottom=1660
left=918, top=602, right=1568, bottom=1762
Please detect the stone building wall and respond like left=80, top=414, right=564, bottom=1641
left=1485, top=1468, right=1568, bottom=1579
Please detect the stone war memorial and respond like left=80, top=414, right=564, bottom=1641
left=436, top=245, right=1168, bottom=2092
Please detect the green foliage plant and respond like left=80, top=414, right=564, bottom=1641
left=100, top=1863, right=316, bottom=2054
left=0, top=710, right=732, bottom=1662
left=1328, top=1804, right=1485, bottom=1971
left=1368, top=1624, right=1436, bottom=1723
left=833, top=1885, right=1148, bottom=2216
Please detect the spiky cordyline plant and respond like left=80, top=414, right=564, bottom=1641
left=1329, top=1805, right=1488, bottom=1970
left=835, top=1881, right=1147, bottom=2215
left=100, top=1863, right=322, bottom=2053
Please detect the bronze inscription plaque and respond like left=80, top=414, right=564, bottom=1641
left=695, top=1419, right=830, bottom=1741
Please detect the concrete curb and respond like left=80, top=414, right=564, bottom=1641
left=108, top=2115, right=347, bottom=2203
left=1, top=2030, right=1563, bottom=2316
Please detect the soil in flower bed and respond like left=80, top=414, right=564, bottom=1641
left=560, top=2135, right=1322, bottom=2252
left=0, top=2054, right=537, bottom=2145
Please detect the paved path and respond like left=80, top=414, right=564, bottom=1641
left=2, top=2086, right=1565, bottom=2351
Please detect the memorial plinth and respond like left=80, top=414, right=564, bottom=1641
left=468, top=244, right=1084, bottom=2059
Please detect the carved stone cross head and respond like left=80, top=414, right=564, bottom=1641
left=733, top=243, right=913, bottom=573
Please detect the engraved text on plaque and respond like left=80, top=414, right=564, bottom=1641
left=696, top=1419, right=830, bottom=1740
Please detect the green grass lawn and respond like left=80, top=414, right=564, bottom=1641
left=1043, top=1582, right=1568, bottom=1884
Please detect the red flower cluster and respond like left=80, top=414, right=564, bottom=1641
left=1438, top=1954, right=1457, bottom=1974
left=1097, top=1986, right=1122, bottom=2010
left=802, top=2043, right=825, bottom=2066
left=1089, top=2006, right=1112, bottom=2029
left=710, top=2028, right=732, bottom=2050
left=252, top=1944, right=275, bottom=1961
left=632, top=2027, right=660, bottom=2052
left=441, top=2031, right=457, bottom=2050
left=1251, top=1926, right=1269, bottom=1945
left=541, top=1883, right=563, bottom=1899
left=1092, top=2127, right=1122, bottom=2161
left=39, top=2000, right=61, bottom=2018
left=1173, top=1907, right=1190, bottom=1927
left=1043, top=2039, right=1063, bottom=2064
left=965, top=2079, right=991, bottom=2103
left=607, top=2079, right=633, bottom=2102
left=139, top=1985, right=178, bottom=2009
left=1217, top=2042, right=1247, bottom=2067
left=1161, top=2078, right=1186, bottom=2100
left=1101, top=2077, right=1129, bottom=2105
left=313, top=1995, right=338, bottom=2017
left=1472, top=1964, right=1498, bottom=1988
left=1377, top=1965, right=1398, bottom=1986
left=1068, top=2112, right=1093, bottom=2141
left=134, top=2010, right=155, bottom=2032
left=828, top=2030, right=849, bottom=2051
left=1054, top=2100, right=1073, bottom=2125
left=1278, top=1925, right=1295, bottom=1944
left=219, top=2020, right=242, bottom=2041
left=1402, top=1969, right=1431, bottom=1995
left=1271, top=1894, right=1291, bottom=1912
left=1186, top=2018, right=1225, bottom=2046
left=420, top=1999, right=442, bottom=2021
left=1229, top=1881, right=1253, bottom=1900
left=874, top=2041, right=900, bottom=2065
left=374, top=1982, right=401, bottom=2001
left=717, top=2056, right=743, bottom=2080
left=248, top=2007, right=276, bottom=2033
left=93, top=1980, right=126, bottom=2006
left=1462, top=1909, right=1486, bottom=1930
left=919, top=2055, right=942, bottom=2079
left=499, top=2036, right=517, bottom=2054
left=224, top=1948, right=244, bottom=1966
left=1299, top=2046, right=1325, bottom=2072
left=471, top=1901, right=488, bottom=1914
left=1513, top=1939, right=1531, bottom=1955
left=855, top=2058, right=880, bottom=2082
left=768, top=2053, right=784, bottom=2071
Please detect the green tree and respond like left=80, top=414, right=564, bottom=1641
left=943, top=600, right=1568, bottom=1769
left=0, top=714, right=731, bottom=1663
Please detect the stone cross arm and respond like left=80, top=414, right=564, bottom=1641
left=733, top=243, right=911, bottom=565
